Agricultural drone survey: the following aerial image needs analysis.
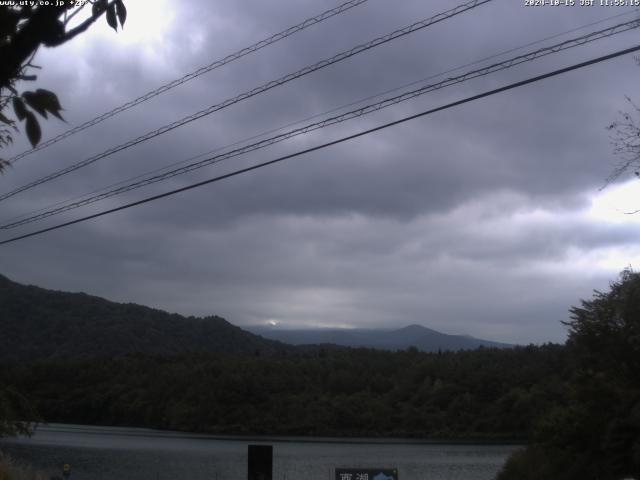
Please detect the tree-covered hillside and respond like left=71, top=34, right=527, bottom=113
left=0, top=274, right=288, bottom=360
left=2, top=271, right=638, bottom=480
left=497, top=269, right=640, bottom=480
left=0, top=344, right=566, bottom=439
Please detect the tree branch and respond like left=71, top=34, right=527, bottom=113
left=63, top=2, right=88, bottom=26
left=47, top=2, right=114, bottom=47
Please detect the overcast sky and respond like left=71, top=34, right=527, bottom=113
left=2, top=0, right=640, bottom=344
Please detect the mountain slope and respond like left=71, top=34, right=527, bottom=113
left=0, top=274, right=287, bottom=361
left=248, top=323, right=512, bottom=352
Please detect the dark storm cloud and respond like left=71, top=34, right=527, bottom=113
left=2, top=0, right=640, bottom=344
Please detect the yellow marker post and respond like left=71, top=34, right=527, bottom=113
left=63, top=464, right=71, bottom=478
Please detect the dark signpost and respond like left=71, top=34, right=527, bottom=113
left=248, top=444, right=273, bottom=480
left=335, top=468, right=398, bottom=480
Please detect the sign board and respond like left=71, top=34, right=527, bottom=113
left=335, top=468, right=398, bottom=480
left=248, top=444, right=273, bottom=480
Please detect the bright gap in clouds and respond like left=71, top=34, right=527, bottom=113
left=117, top=0, right=175, bottom=46
left=66, top=0, right=176, bottom=49
left=589, top=179, right=640, bottom=223
left=586, top=179, right=640, bottom=272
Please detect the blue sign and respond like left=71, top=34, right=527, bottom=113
left=335, top=468, right=398, bottom=480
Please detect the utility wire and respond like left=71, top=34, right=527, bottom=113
left=5, top=8, right=632, bottom=228
left=2, top=43, right=639, bottom=246
left=0, top=0, right=492, bottom=203
left=8, top=9, right=634, bottom=231
left=8, top=0, right=372, bottom=163
left=2, top=18, right=638, bottom=230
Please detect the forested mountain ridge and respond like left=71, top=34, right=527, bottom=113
left=2, top=271, right=639, bottom=479
left=0, top=274, right=289, bottom=361
left=0, top=274, right=511, bottom=360
left=248, top=323, right=513, bottom=352
left=1, top=344, right=568, bottom=439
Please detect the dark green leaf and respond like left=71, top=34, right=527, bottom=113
left=92, top=0, right=107, bottom=17
left=106, top=3, right=117, bottom=31
left=12, top=97, right=27, bottom=121
left=24, top=112, right=41, bottom=147
left=22, top=91, right=48, bottom=119
left=34, top=89, right=64, bottom=121
left=115, top=0, right=127, bottom=27
left=20, top=89, right=65, bottom=121
left=35, top=89, right=62, bottom=110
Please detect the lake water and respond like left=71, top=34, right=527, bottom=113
left=0, top=424, right=518, bottom=480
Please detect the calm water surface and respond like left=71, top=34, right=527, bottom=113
left=0, top=424, right=518, bottom=480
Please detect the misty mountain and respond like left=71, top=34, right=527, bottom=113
left=0, top=274, right=288, bottom=361
left=247, top=324, right=513, bottom=352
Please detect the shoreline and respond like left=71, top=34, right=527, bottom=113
left=6, top=422, right=525, bottom=446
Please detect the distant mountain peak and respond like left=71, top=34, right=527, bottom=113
left=396, top=324, right=435, bottom=333
left=247, top=324, right=513, bottom=352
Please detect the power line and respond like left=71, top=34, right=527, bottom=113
left=5, top=8, right=632, bottom=228
left=8, top=0, right=372, bottom=163
left=2, top=43, right=638, bottom=247
left=0, top=0, right=492, bottom=203
left=10, top=12, right=633, bottom=232
left=3, top=18, right=638, bottom=230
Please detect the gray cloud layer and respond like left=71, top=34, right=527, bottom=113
left=2, top=0, right=640, bottom=344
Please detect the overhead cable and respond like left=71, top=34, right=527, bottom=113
left=6, top=7, right=630, bottom=228
left=2, top=18, right=638, bottom=230
left=0, top=0, right=492, bottom=203
left=2, top=43, right=639, bottom=246
left=8, top=0, right=372, bottom=163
